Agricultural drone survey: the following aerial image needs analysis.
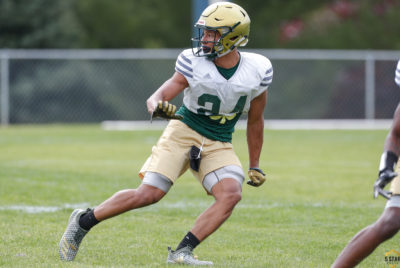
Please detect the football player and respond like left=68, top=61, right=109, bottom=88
left=332, top=59, right=400, bottom=268
left=59, top=2, right=273, bottom=266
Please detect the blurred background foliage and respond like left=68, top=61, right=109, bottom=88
left=1, top=0, right=399, bottom=123
left=0, top=0, right=399, bottom=50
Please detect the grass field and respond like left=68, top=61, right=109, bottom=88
left=0, top=124, right=399, bottom=267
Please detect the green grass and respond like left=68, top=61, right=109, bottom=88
left=0, top=124, right=398, bottom=267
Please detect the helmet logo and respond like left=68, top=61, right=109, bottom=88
left=197, top=20, right=206, bottom=26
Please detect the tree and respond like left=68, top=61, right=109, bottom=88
left=0, top=0, right=84, bottom=48
left=74, top=0, right=191, bottom=48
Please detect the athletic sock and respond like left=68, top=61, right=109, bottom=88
left=176, top=231, right=200, bottom=251
left=78, top=209, right=99, bottom=231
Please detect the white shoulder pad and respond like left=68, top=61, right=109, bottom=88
left=241, top=52, right=273, bottom=96
left=175, top=49, right=195, bottom=80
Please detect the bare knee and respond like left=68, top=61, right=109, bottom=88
left=212, top=179, right=242, bottom=209
left=374, top=208, right=400, bottom=240
left=137, top=189, right=163, bottom=205
left=231, top=191, right=242, bottom=205
left=220, top=191, right=242, bottom=209
left=119, top=185, right=165, bottom=209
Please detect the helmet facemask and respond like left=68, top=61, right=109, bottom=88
left=191, top=23, right=243, bottom=59
left=191, top=26, right=220, bottom=59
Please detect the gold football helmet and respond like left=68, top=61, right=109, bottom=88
left=191, top=2, right=250, bottom=58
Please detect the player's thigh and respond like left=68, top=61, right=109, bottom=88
left=142, top=172, right=173, bottom=193
left=202, top=165, right=244, bottom=194
left=386, top=190, right=400, bottom=209
left=387, top=167, right=400, bottom=208
left=197, top=140, right=242, bottom=182
left=139, top=120, right=201, bottom=182
left=390, top=168, right=400, bottom=196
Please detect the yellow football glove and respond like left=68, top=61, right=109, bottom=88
left=247, top=168, right=266, bottom=187
left=152, top=101, right=183, bottom=121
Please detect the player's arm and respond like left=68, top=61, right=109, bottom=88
left=246, top=90, right=267, bottom=187
left=383, top=104, right=400, bottom=155
left=146, top=71, right=188, bottom=119
left=374, top=104, right=400, bottom=199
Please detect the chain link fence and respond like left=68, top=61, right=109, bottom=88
left=1, top=49, right=400, bottom=125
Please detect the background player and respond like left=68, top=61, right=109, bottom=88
left=332, top=59, right=400, bottom=267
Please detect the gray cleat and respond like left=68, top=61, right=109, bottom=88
left=59, top=208, right=89, bottom=261
left=167, top=246, right=213, bottom=266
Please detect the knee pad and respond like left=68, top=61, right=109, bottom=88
left=386, top=195, right=400, bottom=209
left=202, top=165, right=244, bottom=193
left=142, top=172, right=173, bottom=193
